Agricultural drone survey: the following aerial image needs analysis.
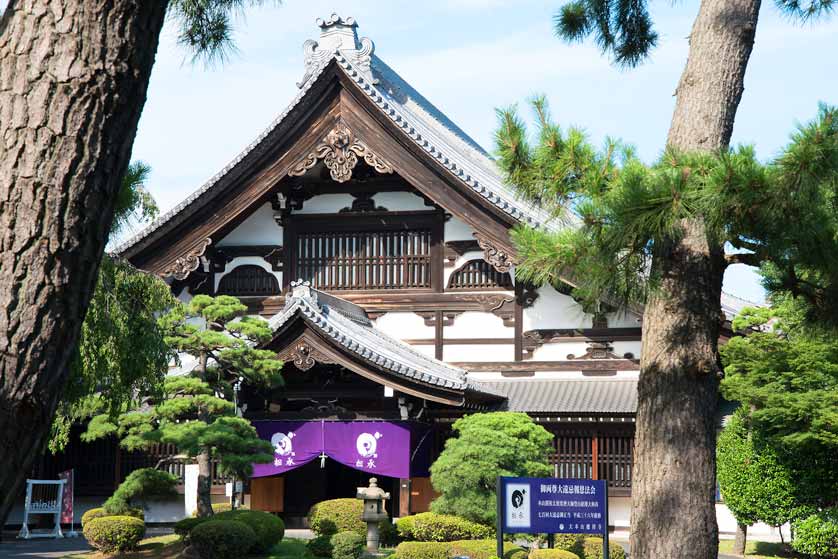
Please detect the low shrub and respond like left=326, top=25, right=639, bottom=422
left=309, top=498, right=366, bottom=536
left=393, top=540, right=526, bottom=559
left=83, top=515, right=146, bottom=553
left=306, top=535, right=334, bottom=558
left=331, top=531, right=366, bottom=559
left=792, top=509, right=838, bottom=558
left=381, top=519, right=400, bottom=546
left=190, top=503, right=249, bottom=517
left=190, top=520, right=255, bottom=559
left=530, top=550, right=581, bottom=559
left=581, top=538, right=625, bottom=559
left=448, top=539, right=526, bottom=559
left=174, top=516, right=209, bottom=542
left=81, top=506, right=143, bottom=528
left=103, top=468, right=178, bottom=515
left=394, top=541, right=451, bottom=559
left=214, top=510, right=285, bottom=552
left=552, top=534, right=583, bottom=555
left=397, top=513, right=493, bottom=542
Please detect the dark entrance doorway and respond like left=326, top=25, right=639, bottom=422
left=279, top=458, right=399, bottom=527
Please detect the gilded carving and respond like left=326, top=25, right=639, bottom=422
left=160, top=238, right=212, bottom=280
left=289, top=122, right=393, bottom=183
left=280, top=341, right=335, bottom=371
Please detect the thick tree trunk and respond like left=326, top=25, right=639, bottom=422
left=733, top=523, right=748, bottom=555
left=629, top=1, right=761, bottom=558
left=196, top=451, right=215, bottom=517
left=0, top=0, right=168, bottom=527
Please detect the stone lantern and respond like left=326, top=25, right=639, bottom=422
left=356, top=477, right=390, bottom=552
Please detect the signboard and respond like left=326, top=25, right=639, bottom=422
left=497, top=477, right=609, bottom=559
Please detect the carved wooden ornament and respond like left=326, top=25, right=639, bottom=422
left=279, top=341, right=335, bottom=371
left=160, top=238, right=212, bottom=280
left=289, top=122, right=393, bottom=183
left=474, top=233, right=515, bottom=273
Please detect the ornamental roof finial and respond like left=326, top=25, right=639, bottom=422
left=297, top=14, right=377, bottom=89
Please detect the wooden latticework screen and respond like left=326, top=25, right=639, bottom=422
left=549, top=430, right=634, bottom=493
left=447, top=259, right=513, bottom=290
left=218, top=265, right=280, bottom=296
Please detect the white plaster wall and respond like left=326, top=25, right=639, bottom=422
left=716, top=503, right=790, bottom=540
left=443, top=344, right=514, bottom=362
left=611, top=341, right=642, bottom=360
left=608, top=496, right=631, bottom=528
left=217, top=203, right=283, bottom=246
left=530, top=341, right=594, bottom=361
left=444, top=216, right=475, bottom=242
left=444, top=311, right=512, bottom=339
left=410, top=344, right=437, bottom=359
left=374, top=191, right=428, bottom=211
left=294, top=194, right=355, bottom=214
left=468, top=371, right=641, bottom=381
left=524, top=285, right=593, bottom=330
left=374, top=312, right=435, bottom=340
left=214, top=256, right=282, bottom=292
left=142, top=498, right=189, bottom=523
left=605, top=310, right=642, bottom=328
left=184, top=464, right=199, bottom=517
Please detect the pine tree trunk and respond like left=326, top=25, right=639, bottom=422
left=630, top=1, right=761, bottom=558
left=733, top=523, right=748, bottom=555
left=196, top=450, right=215, bottom=517
left=0, top=0, right=168, bottom=527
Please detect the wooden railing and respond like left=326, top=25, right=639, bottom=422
left=549, top=432, right=633, bottom=493
left=295, top=229, right=433, bottom=290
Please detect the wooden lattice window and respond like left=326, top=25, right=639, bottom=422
left=287, top=212, right=443, bottom=291
left=218, top=265, right=280, bottom=296
left=550, top=431, right=633, bottom=491
left=447, top=259, right=513, bottom=290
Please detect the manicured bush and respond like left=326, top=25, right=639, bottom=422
left=581, top=537, right=625, bottom=559
left=214, top=509, right=285, bottom=552
left=394, top=541, right=451, bottom=559
left=380, top=518, right=400, bottom=546
left=396, top=512, right=493, bottom=542
left=83, top=515, right=146, bottom=553
left=174, top=516, right=209, bottom=542
left=104, top=468, right=178, bottom=515
left=792, top=509, right=838, bottom=558
left=306, top=535, right=334, bottom=558
left=552, top=534, right=584, bottom=556
left=190, top=520, right=255, bottom=559
left=331, top=531, right=366, bottom=559
left=530, top=549, right=581, bottom=559
left=81, top=506, right=144, bottom=528
left=309, top=498, right=366, bottom=536
left=393, top=540, right=526, bottom=559
left=448, top=539, right=527, bottom=559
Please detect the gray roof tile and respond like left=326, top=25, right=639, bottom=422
left=471, top=379, right=638, bottom=414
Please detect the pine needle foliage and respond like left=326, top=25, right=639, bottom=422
left=496, top=99, right=838, bottom=320
left=553, top=1, right=835, bottom=67
left=85, top=295, right=284, bottom=479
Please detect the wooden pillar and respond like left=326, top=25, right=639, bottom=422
left=398, top=479, right=411, bottom=518
left=591, top=435, right=599, bottom=480
left=434, top=310, right=444, bottom=360
left=514, top=282, right=524, bottom=361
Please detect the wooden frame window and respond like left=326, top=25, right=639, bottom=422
left=285, top=211, right=444, bottom=292
left=218, top=265, right=280, bottom=297
left=447, top=258, right=513, bottom=290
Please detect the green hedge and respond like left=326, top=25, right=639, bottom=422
left=214, top=510, right=285, bottom=553
left=190, top=520, right=255, bottom=559
left=309, top=498, right=366, bottom=536
left=393, top=539, right=526, bottom=559
left=174, top=516, right=208, bottom=542
left=331, top=531, right=366, bottom=559
left=581, top=537, right=625, bottom=559
left=792, top=509, right=838, bottom=558
left=81, top=506, right=143, bottom=528
left=530, top=549, right=581, bottom=559
left=396, top=512, right=493, bottom=542
left=306, top=535, right=334, bottom=558
left=83, top=515, right=146, bottom=553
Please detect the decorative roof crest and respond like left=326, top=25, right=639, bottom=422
left=289, top=279, right=317, bottom=303
left=298, top=14, right=377, bottom=88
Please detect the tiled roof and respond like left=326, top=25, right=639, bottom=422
left=270, top=282, right=470, bottom=391
left=472, top=379, right=638, bottom=414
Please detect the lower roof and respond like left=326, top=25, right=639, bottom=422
left=471, top=379, right=638, bottom=415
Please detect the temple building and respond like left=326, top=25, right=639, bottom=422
left=15, top=14, right=756, bottom=534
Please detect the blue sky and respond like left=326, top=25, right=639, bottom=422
left=6, top=1, right=837, bottom=302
